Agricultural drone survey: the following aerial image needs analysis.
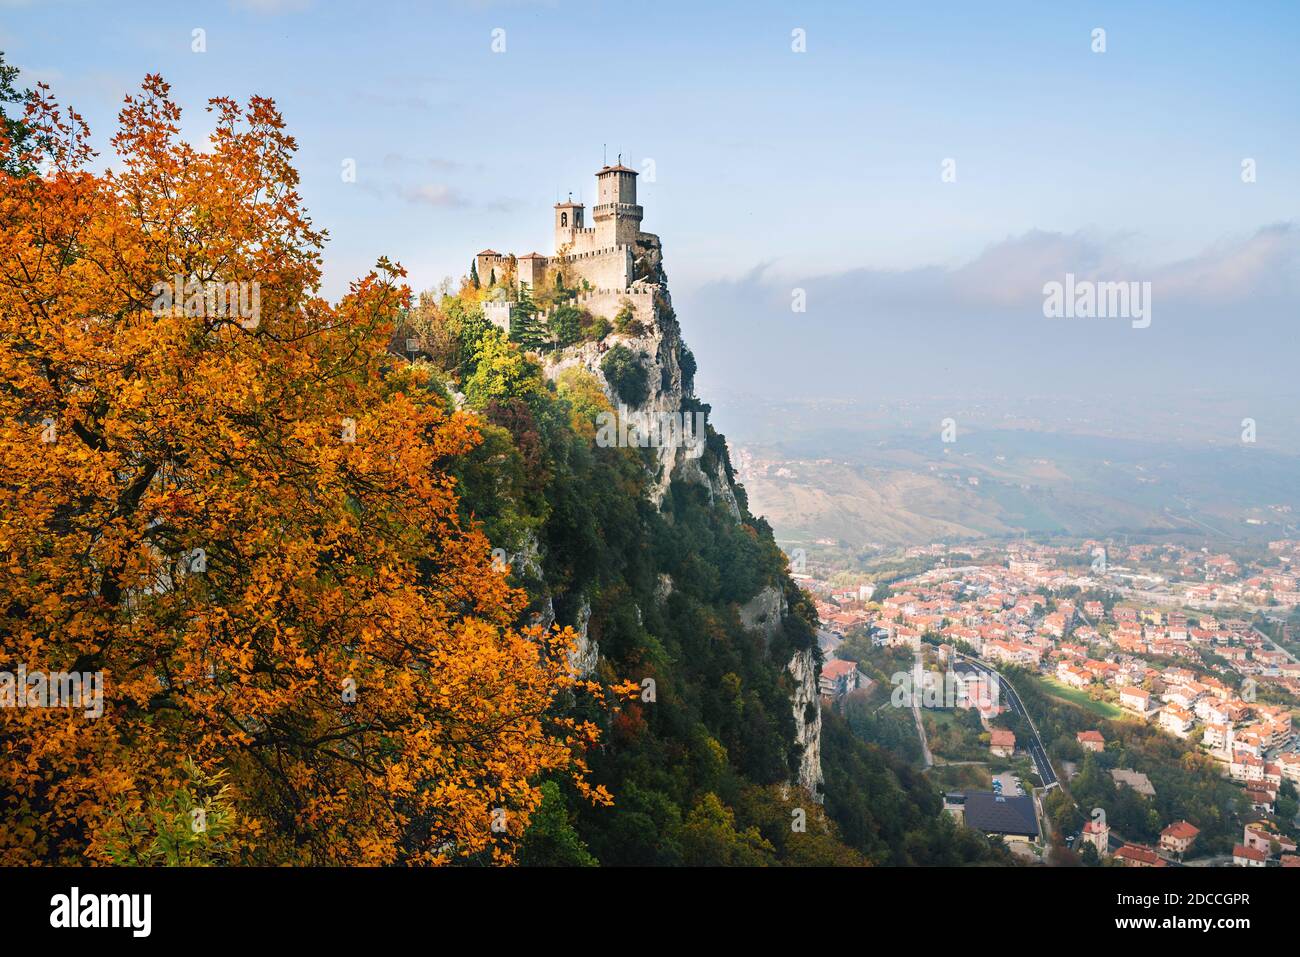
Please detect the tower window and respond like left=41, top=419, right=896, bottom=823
left=560, top=212, right=568, bottom=227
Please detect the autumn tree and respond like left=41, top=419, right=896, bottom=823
left=0, top=75, right=619, bottom=865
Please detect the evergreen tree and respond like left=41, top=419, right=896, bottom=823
left=0, top=51, right=43, bottom=177
left=509, top=283, right=545, bottom=349
left=518, top=782, right=597, bottom=866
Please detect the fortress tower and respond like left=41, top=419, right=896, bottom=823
left=554, top=196, right=584, bottom=249
left=477, top=160, right=660, bottom=334
left=591, top=160, right=642, bottom=246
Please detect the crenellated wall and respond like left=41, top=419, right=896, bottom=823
left=572, top=286, right=655, bottom=325
left=483, top=285, right=656, bottom=336
left=557, top=245, right=633, bottom=291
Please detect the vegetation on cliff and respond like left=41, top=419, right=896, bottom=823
left=1, top=63, right=1011, bottom=866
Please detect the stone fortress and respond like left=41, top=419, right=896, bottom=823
left=476, top=160, right=662, bottom=334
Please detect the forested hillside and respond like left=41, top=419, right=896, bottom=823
left=0, top=66, right=1008, bottom=866
left=396, top=189, right=1011, bottom=868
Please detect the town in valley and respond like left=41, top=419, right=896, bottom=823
left=792, top=533, right=1300, bottom=868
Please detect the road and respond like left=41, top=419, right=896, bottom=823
left=956, top=653, right=1058, bottom=787
left=1254, top=626, right=1297, bottom=665
left=910, top=647, right=934, bottom=769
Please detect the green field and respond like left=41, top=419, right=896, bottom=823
left=1033, top=675, right=1126, bottom=720
left=921, top=708, right=988, bottom=762
left=926, top=763, right=992, bottom=791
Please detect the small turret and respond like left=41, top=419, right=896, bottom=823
left=554, top=193, right=584, bottom=251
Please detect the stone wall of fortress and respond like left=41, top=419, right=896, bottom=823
left=558, top=245, right=633, bottom=291
left=572, top=286, right=656, bottom=326
left=566, top=226, right=600, bottom=255
left=482, top=286, right=658, bottom=337
left=477, top=246, right=635, bottom=296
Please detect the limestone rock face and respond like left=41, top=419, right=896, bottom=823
left=787, top=646, right=825, bottom=799
left=567, top=595, right=597, bottom=678
left=537, top=260, right=823, bottom=796
left=739, top=585, right=786, bottom=642
left=738, top=584, right=822, bottom=799
left=541, top=282, right=698, bottom=508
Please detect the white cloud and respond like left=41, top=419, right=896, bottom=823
left=679, top=223, right=1300, bottom=403
left=229, top=0, right=312, bottom=13
left=400, top=184, right=469, bottom=208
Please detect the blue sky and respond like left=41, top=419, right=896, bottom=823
left=3, top=0, right=1297, bottom=430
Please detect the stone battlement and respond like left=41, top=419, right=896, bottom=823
left=573, top=286, right=656, bottom=328
left=592, top=202, right=643, bottom=220
left=575, top=286, right=655, bottom=298
left=557, top=245, right=627, bottom=263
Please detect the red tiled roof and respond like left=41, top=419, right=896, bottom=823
left=822, top=659, right=858, bottom=679
left=1115, top=844, right=1164, bottom=866
left=1233, top=844, right=1267, bottom=861
left=1162, top=820, right=1200, bottom=840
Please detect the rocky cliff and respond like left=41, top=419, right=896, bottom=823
left=536, top=252, right=823, bottom=799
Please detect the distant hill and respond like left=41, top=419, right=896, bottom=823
left=737, top=426, right=1300, bottom=548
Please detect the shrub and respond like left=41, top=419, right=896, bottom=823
left=601, top=345, right=649, bottom=407
left=614, top=299, right=646, bottom=337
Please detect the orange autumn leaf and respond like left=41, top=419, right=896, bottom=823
left=0, top=75, right=604, bottom=866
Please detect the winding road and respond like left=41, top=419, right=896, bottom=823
left=955, top=652, right=1058, bottom=787
left=910, top=647, right=935, bottom=769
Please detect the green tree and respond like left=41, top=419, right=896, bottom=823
left=613, top=299, right=645, bottom=337
left=98, top=760, right=239, bottom=866
left=678, top=792, right=775, bottom=866
left=510, top=283, right=546, bottom=349
left=463, top=329, right=547, bottom=408
left=519, top=782, right=597, bottom=867
left=549, top=304, right=586, bottom=347
left=600, top=344, right=649, bottom=406
left=0, top=51, right=42, bottom=177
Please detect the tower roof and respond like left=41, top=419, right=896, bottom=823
left=554, top=200, right=585, bottom=208
left=597, top=164, right=638, bottom=175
